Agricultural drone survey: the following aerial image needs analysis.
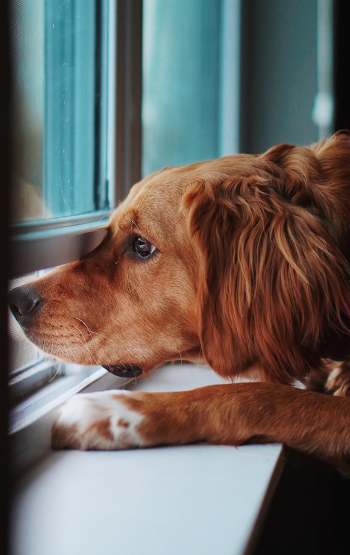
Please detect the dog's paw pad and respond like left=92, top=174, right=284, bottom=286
left=51, top=391, right=144, bottom=451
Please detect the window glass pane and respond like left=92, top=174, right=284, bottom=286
left=142, top=0, right=221, bottom=176
left=11, top=0, right=109, bottom=221
left=12, top=0, right=45, bottom=220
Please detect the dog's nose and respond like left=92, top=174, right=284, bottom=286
left=8, top=285, right=43, bottom=322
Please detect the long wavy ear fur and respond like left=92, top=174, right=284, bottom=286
left=183, top=133, right=350, bottom=384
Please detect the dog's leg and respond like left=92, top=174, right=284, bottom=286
left=51, top=383, right=350, bottom=471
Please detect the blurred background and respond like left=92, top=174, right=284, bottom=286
left=11, top=0, right=348, bottom=222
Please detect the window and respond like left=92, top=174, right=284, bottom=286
left=10, top=0, right=114, bottom=279
left=142, top=0, right=222, bottom=176
left=12, top=0, right=110, bottom=222
left=9, top=0, right=116, bottom=430
left=142, top=0, right=241, bottom=175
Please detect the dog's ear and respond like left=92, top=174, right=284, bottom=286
left=183, top=164, right=348, bottom=383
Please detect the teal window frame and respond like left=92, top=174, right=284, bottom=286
left=10, top=0, right=130, bottom=278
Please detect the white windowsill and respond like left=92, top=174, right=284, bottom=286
left=10, top=364, right=283, bottom=555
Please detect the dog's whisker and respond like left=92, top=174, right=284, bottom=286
left=74, top=318, right=107, bottom=340
left=121, top=377, right=135, bottom=389
left=130, top=218, right=147, bottom=240
left=48, top=360, right=62, bottom=383
left=72, top=325, right=93, bottom=365
left=72, top=325, right=89, bottom=345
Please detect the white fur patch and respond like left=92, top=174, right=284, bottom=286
left=52, top=390, right=145, bottom=450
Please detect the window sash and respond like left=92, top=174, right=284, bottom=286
left=7, top=0, right=125, bottom=414
left=10, top=0, right=142, bottom=275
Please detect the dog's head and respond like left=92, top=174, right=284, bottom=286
left=8, top=166, right=204, bottom=378
left=9, top=133, right=350, bottom=382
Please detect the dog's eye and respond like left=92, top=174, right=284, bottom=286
left=132, top=237, right=156, bottom=258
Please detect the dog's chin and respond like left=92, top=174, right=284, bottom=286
left=102, top=364, right=143, bottom=378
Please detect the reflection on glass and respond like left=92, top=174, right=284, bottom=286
left=11, top=0, right=108, bottom=222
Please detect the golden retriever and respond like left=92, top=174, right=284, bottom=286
left=8, top=131, right=350, bottom=471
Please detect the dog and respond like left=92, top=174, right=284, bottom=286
left=8, top=131, right=350, bottom=471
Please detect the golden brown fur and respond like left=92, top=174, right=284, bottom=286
left=9, top=131, right=350, bottom=470
left=185, top=135, right=350, bottom=385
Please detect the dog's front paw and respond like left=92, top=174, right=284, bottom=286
left=51, top=391, right=145, bottom=450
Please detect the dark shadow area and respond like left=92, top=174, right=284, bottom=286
left=0, top=2, right=11, bottom=554
left=252, top=448, right=350, bottom=555
left=334, top=0, right=350, bottom=131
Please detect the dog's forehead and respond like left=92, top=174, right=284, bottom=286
left=108, top=155, right=255, bottom=238
left=109, top=167, right=189, bottom=240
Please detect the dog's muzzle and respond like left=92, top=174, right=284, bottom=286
left=102, top=364, right=143, bottom=378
